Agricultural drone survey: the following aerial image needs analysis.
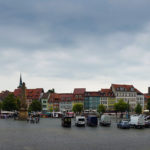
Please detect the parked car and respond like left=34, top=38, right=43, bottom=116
left=75, top=116, right=86, bottom=127
left=87, top=115, right=98, bottom=127
left=100, top=115, right=111, bottom=126
left=144, top=116, right=150, bottom=128
left=61, top=116, right=71, bottom=127
left=129, top=115, right=145, bottom=129
left=117, top=120, right=130, bottom=129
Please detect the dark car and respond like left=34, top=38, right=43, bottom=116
left=117, top=120, right=130, bottom=129
left=144, top=116, right=150, bottom=128
left=61, top=116, right=71, bottom=127
left=87, top=115, right=98, bottom=127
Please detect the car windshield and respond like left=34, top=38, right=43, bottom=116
left=79, top=118, right=85, bottom=121
left=122, top=121, right=128, bottom=124
left=64, top=118, right=71, bottom=122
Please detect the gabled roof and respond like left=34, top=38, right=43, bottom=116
left=111, top=84, right=135, bottom=92
left=59, top=93, right=73, bottom=101
left=134, top=88, right=143, bottom=95
left=48, top=93, right=60, bottom=103
left=100, top=89, right=115, bottom=97
left=59, top=93, right=73, bottom=98
left=73, top=88, right=86, bottom=94
left=41, top=92, right=50, bottom=99
left=85, top=91, right=101, bottom=97
left=144, top=94, right=150, bottom=99
left=14, top=88, right=44, bottom=100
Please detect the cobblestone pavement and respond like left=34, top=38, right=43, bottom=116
left=0, top=118, right=150, bottom=150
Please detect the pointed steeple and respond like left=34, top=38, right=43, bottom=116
left=18, top=73, right=23, bottom=88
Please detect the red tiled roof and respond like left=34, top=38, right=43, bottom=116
left=59, top=93, right=73, bottom=102
left=41, top=92, right=50, bottom=99
left=85, top=91, right=101, bottom=97
left=73, top=88, right=86, bottom=94
left=144, top=94, right=150, bottom=99
left=49, top=93, right=60, bottom=103
left=111, top=84, right=134, bottom=91
left=14, top=88, right=44, bottom=100
left=59, top=93, right=73, bottom=98
left=134, top=88, right=143, bottom=95
left=100, top=89, right=115, bottom=97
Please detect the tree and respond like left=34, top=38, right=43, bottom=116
left=49, top=106, right=53, bottom=112
left=54, top=107, right=59, bottom=112
left=97, top=104, right=106, bottom=114
left=28, top=100, right=42, bottom=112
left=48, top=88, right=55, bottom=93
left=2, top=94, right=20, bottom=111
left=0, top=101, right=2, bottom=111
left=72, top=103, right=83, bottom=114
left=147, top=98, right=150, bottom=111
left=114, top=99, right=128, bottom=118
left=135, top=103, right=142, bottom=114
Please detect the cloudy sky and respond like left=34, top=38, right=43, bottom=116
left=0, top=0, right=150, bottom=93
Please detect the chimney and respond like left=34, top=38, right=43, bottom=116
left=148, top=87, right=150, bottom=95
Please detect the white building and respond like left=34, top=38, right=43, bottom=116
left=111, top=84, right=145, bottom=110
left=111, top=84, right=137, bottom=111
left=135, top=88, right=144, bottom=109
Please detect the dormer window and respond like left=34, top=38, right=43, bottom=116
left=130, top=88, right=134, bottom=92
left=120, top=87, right=124, bottom=91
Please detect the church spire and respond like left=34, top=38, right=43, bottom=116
left=18, top=73, right=23, bottom=88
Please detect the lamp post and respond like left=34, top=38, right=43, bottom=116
left=127, top=100, right=130, bottom=120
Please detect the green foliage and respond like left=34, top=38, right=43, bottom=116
left=48, top=88, right=55, bottom=93
left=49, top=106, right=53, bottom=112
left=0, top=101, right=2, bottom=111
left=72, top=103, right=83, bottom=114
left=28, top=100, right=42, bottom=112
left=114, top=99, right=128, bottom=113
left=135, top=103, right=142, bottom=114
left=2, top=94, right=20, bottom=111
left=97, top=104, right=106, bottom=114
left=147, top=98, right=150, bottom=111
left=54, top=107, right=59, bottom=112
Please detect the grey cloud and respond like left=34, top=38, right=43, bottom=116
left=0, top=0, right=150, bottom=92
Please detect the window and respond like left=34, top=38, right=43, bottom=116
left=42, top=105, right=47, bottom=108
left=120, top=87, right=124, bottom=91
left=75, top=95, right=78, bottom=99
left=79, top=95, right=82, bottom=98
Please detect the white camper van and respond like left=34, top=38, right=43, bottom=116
left=75, top=116, right=86, bottom=127
left=100, top=115, right=111, bottom=126
left=129, top=115, right=145, bottom=128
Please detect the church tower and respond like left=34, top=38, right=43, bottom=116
left=18, top=74, right=23, bottom=88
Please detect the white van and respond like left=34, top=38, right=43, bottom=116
left=75, top=116, right=86, bottom=127
left=129, top=115, right=145, bottom=128
left=100, top=115, right=111, bottom=126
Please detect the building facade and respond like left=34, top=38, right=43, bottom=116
left=100, top=89, right=116, bottom=110
left=144, top=87, right=150, bottom=110
left=41, top=91, right=51, bottom=113
left=135, top=88, right=144, bottom=109
left=72, top=88, right=86, bottom=106
left=59, top=93, right=73, bottom=112
left=14, top=88, right=44, bottom=108
left=84, top=92, right=101, bottom=111
left=111, top=84, right=139, bottom=111
left=48, top=93, right=60, bottom=112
